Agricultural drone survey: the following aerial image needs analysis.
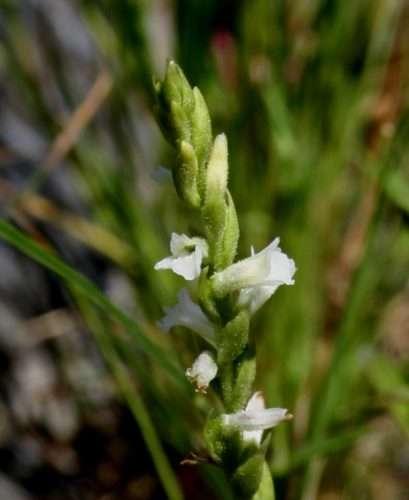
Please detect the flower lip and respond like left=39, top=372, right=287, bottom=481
left=154, top=233, right=208, bottom=281
left=157, top=288, right=215, bottom=346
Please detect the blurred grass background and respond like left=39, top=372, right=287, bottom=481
left=0, top=1, right=408, bottom=499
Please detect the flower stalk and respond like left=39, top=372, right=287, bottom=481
left=153, top=61, right=296, bottom=499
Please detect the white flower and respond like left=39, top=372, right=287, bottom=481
left=212, top=238, right=296, bottom=310
left=186, top=351, right=218, bottom=393
left=154, top=233, right=208, bottom=280
left=222, top=392, right=291, bottom=445
left=157, top=289, right=215, bottom=346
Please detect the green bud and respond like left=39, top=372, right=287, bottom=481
left=174, top=141, right=201, bottom=208
left=205, top=134, right=228, bottom=206
left=170, top=100, right=191, bottom=143
left=191, top=87, right=212, bottom=192
left=232, top=453, right=264, bottom=499
left=218, top=310, right=250, bottom=365
left=163, top=61, right=194, bottom=114
left=153, top=62, right=194, bottom=147
left=202, top=135, right=238, bottom=271
left=219, top=190, right=239, bottom=268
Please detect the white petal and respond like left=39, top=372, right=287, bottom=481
left=238, top=285, right=279, bottom=315
left=246, top=391, right=265, bottom=412
left=186, top=351, right=218, bottom=392
left=170, top=233, right=192, bottom=255
left=169, top=252, right=200, bottom=280
left=154, top=256, right=174, bottom=271
left=223, top=407, right=289, bottom=432
left=157, top=289, right=215, bottom=345
left=243, top=391, right=265, bottom=444
left=155, top=233, right=208, bottom=281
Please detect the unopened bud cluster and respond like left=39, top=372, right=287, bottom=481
left=153, top=61, right=296, bottom=498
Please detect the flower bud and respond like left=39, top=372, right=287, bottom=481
left=202, top=135, right=239, bottom=270
left=191, top=87, right=212, bottom=188
left=205, top=134, right=228, bottom=206
left=162, top=60, right=194, bottom=114
left=175, top=141, right=201, bottom=208
left=186, top=351, right=218, bottom=392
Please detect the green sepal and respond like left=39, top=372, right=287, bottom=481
left=218, top=310, right=250, bottom=365
left=191, top=87, right=212, bottom=192
left=219, top=190, right=239, bottom=268
left=232, top=453, right=264, bottom=500
left=174, top=141, right=201, bottom=208
left=220, top=348, right=256, bottom=413
left=198, top=267, right=220, bottom=322
left=229, top=349, right=256, bottom=412
left=170, top=100, right=191, bottom=144
left=162, top=61, right=194, bottom=115
left=219, top=363, right=234, bottom=410
left=204, top=416, right=244, bottom=468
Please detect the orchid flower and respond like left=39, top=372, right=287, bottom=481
left=157, top=289, right=215, bottom=346
left=222, top=391, right=291, bottom=445
left=186, top=351, right=218, bottom=392
left=154, top=232, right=208, bottom=280
left=212, top=238, right=296, bottom=310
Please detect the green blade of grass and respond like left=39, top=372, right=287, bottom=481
left=0, top=218, right=186, bottom=386
left=77, top=300, right=184, bottom=500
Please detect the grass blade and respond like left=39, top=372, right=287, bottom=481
left=0, top=218, right=186, bottom=386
